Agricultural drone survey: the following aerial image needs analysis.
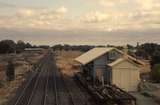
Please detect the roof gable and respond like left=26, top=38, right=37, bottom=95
left=108, top=58, right=140, bottom=68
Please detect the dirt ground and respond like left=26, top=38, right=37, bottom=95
left=55, top=50, right=82, bottom=76
left=153, top=90, right=160, bottom=104
left=0, top=51, right=45, bottom=105
left=131, top=92, right=159, bottom=105
left=138, top=81, right=160, bottom=105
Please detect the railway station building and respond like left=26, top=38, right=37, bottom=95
left=75, top=47, right=147, bottom=91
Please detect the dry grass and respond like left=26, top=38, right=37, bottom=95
left=0, top=65, right=5, bottom=81
left=0, top=51, right=44, bottom=105
left=55, top=50, right=82, bottom=76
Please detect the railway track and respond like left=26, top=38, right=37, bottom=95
left=13, top=53, right=46, bottom=105
left=43, top=64, right=49, bottom=105
left=12, top=51, right=96, bottom=105
left=13, top=52, right=50, bottom=105
left=27, top=59, right=48, bottom=105
left=44, top=56, right=59, bottom=105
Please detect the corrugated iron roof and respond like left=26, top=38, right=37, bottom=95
left=75, top=47, right=114, bottom=65
left=75, top=47, right=146, bottom=66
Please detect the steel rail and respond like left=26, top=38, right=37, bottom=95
left=26, top=56, right=49, bottom=105
left=54, top=65, right=59, bottom=105
left=60, top=72, right=75, bottom=105
left=43, top=65, right=49, bottom=105
left=13, top=56, right=44, bottom=105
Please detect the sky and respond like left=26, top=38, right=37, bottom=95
left=0, top=0, right=160, bottom=45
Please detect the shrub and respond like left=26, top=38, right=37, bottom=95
left=151, top=64, right=160, bottom=82
left=6, top=61, right=15, bottom=81
left=0, top=80, right=4, bottom=88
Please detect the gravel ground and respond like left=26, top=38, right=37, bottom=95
left=131, top=92, right=159, bottom=105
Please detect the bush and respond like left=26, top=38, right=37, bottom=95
left=0, top=40, right=16, bottom=53
left=0, top=80, right=5, bottom=88
left=141, top=91, right=152, bottom=97
left=6, top=61, right=15, bottom=81
left=151, top=64, right=160, bottom=82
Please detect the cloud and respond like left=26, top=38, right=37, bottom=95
left=0, top=27, right=160, bottom=45
left=80, top=0, right=160, bottom=31
left=136, top=0, right=160, bottom=11
left=101, top=0, right=160, bottom=12
left=81, top=11, right=109, bottom=23
left=99, top=0, right=128, bottom=7
left=16, top=8, right=35, bottom=17
left=0, top=1, right=160, bottom=32
left=0, top=6, right=70, bottom=30
left=0, top=1, right=17, bottom=8
left=55, top=6, right=68, bottom=14
left=0, top=0, right=160, bottom=45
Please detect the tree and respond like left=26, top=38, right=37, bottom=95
left=38, top=45, right=50, bottom=49
left=0, top=39, right=34, bottom=54
left=136, top=43, right=160, bottom=64
left=16, top=40, right=26, bottom=53
left=151, top=64, right=160, bottom=82
left=151, top=51, right=160, bottom=66
left=6, top=61, right=15, bottom=81
left=25, top=43, right=32, bottom=48
left=0, top=40, right=16, bottom=53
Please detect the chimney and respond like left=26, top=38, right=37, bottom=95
left=123, top=45, right=128, bottom=59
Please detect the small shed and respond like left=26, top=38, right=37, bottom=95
left=108, top=58, right=140, bottom=91
left=75, top=47, right=145, bottom=91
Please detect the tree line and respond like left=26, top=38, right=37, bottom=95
left=136, top=43, right=160, bottom=82
left=0, top=40, right=32, bottom=54
left=52, top=43, right=160, bottom=66
left=1, top=40, right=160, bottom=66
left=52, top=44, right=95, bottom=52
left=136, top=43, right=160, bottom=66
left=0, top=40, right=50, bottom=54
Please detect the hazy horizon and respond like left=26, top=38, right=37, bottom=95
left=0, top=0, right=160, bottom=45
